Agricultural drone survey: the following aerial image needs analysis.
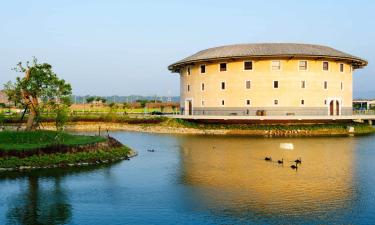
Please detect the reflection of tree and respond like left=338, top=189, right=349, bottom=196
left=6, top=176, right=71, bottom=225
left=2, top=162, right=120, bottom=225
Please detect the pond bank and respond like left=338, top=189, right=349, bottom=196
left=35, top=120, right=375, bottom=137
left=0, top=131, right=136, bottom=171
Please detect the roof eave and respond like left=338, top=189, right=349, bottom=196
left=168, top=55, right=368, bottom=72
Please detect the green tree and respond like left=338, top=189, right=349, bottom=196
left=0, top=112, right=5, bottom=129
left=86, top=96, right=96, bottom=104
left=4, top=57, right=72, bottom=130
left=108, top=102, right=116, bottom=108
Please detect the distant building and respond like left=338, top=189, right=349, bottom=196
left=168, top=43, right=368, bottom=116
left=0, top=90, right=9, bottom=105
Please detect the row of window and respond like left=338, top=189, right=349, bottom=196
left=186, top=60, right=348, bottom=75
left=187, top=80, right=344, bottom=91
left=199, top=99, right=329, bottom=107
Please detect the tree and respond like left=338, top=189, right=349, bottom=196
left=96, top=97, right=107, bottom=103
left=4, top=57, right=72, bottom=130
left=86, top=96, right=96, bottom=104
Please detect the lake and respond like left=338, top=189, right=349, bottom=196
left=1, top=132, right=375, bottom=224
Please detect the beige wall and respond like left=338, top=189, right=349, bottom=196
left=179, top=58, right=354, bottom=114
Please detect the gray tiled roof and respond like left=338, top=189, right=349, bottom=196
left=168, top=43, right=367, bottom=72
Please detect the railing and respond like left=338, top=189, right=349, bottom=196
left=181, top=109, right=352, bottom=117
left=353, top=110, right=375, bottom=115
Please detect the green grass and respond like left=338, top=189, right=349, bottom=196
left=2, top=113, right=167, bottom=124
left=0, top=147, right=130, bottom=169
left=0, top=130, right=106, bottom=151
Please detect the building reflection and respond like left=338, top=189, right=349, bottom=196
left=178, top=136, right=356, bottom=216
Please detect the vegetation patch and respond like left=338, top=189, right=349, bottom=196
left=0, top=130, right=106, bottom=152
left=0, top=130, right=134, bottom=170
left=3, top=113, right=166, bottom=125
left=0, top=147, right=131, bottom=170
left=166, top=118, right=375, bottom=135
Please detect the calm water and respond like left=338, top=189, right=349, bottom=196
left=1, top=132, right=375, bottom=225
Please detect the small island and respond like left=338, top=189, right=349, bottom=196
left=0, top=130, right=135, bottom=171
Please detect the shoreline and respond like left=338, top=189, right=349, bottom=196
left=0, top=131, right=137, bottom=172
left=0, top=148, right=137, bottom=172
left=36, top=121, right=375, bottom=137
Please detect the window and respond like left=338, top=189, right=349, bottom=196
left=340, top=63, right=344, bottom=72
left=220, top=63, right=227, bottom=72
left=324, top=81, right=328, bottom=89
left=323, top=61, right=329, bottom=71
left=324, top=100, right=327, bottom=105
left=221, top=100, right=225, bottom=106
left=301, top=99, right=305, bottom=105
left=271, top=60, right=281, bottom=70
left=201, top=83, right=205, bottom=91
left=221, top=82, right=226, bottom=90
left=200, top=65, right=206, bottom=74
left=244, top=61, right=253, bottom=70
left=273, top=81, right=279, bottom=88
left=246, top=80, right=251, bottom=89
left=301, top=80, right=306, bottom=89
left=341, top=82, right=343, bottom=90
left=187, top=66, right=191, bottom=75
left=246, top=99, right=251, bottom=106
left=187, top=85, right=190, bottom=92
left=274, top=99, right=279, bottom=105
left=299, top=61, right=308, bottom=70
left=201, top=100, right=205, bottom=106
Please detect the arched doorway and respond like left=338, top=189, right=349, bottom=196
left=328, top=99, right=341, bottom=116
left=330, top=101, right=334, bottom=116
left=185, top=99, right=193, bottom=116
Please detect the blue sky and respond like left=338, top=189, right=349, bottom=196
left=0, top=0, right=374, bottom=97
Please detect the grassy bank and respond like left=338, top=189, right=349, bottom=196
left=2, top=114, right=374, bottom=136
left=0, top=130, right=134, bottom=170
left=0, top=147, right=131, bottom=170
left=0, top=130, right=106, bottom=151
left=2, top=113, right=166, bottom=124
left=168, top=118, right=375, bottom=133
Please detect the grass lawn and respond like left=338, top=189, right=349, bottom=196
left=0, top=130, right=106, bottom=152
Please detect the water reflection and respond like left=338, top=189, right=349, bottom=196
left=5, top=176, right=71, bottom=225
left=1, top=132, right=372, bottom=224
left=2, top=164, right=120, bottom=225
left=178, top=136, right=356, bottom=217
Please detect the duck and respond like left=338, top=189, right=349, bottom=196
left=265, top=157, right=272, bottom=161
left=294, top=157, right=302, bottom=164
left=277, top=158, right=284, bottom=164
left=147, top=149, right=155, bottom=152
left=291, top=163, right=298, bottom=170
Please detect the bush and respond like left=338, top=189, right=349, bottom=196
left=55, top=106, right=70, bottom=132
left=0, top=112, right=5, bottom=128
